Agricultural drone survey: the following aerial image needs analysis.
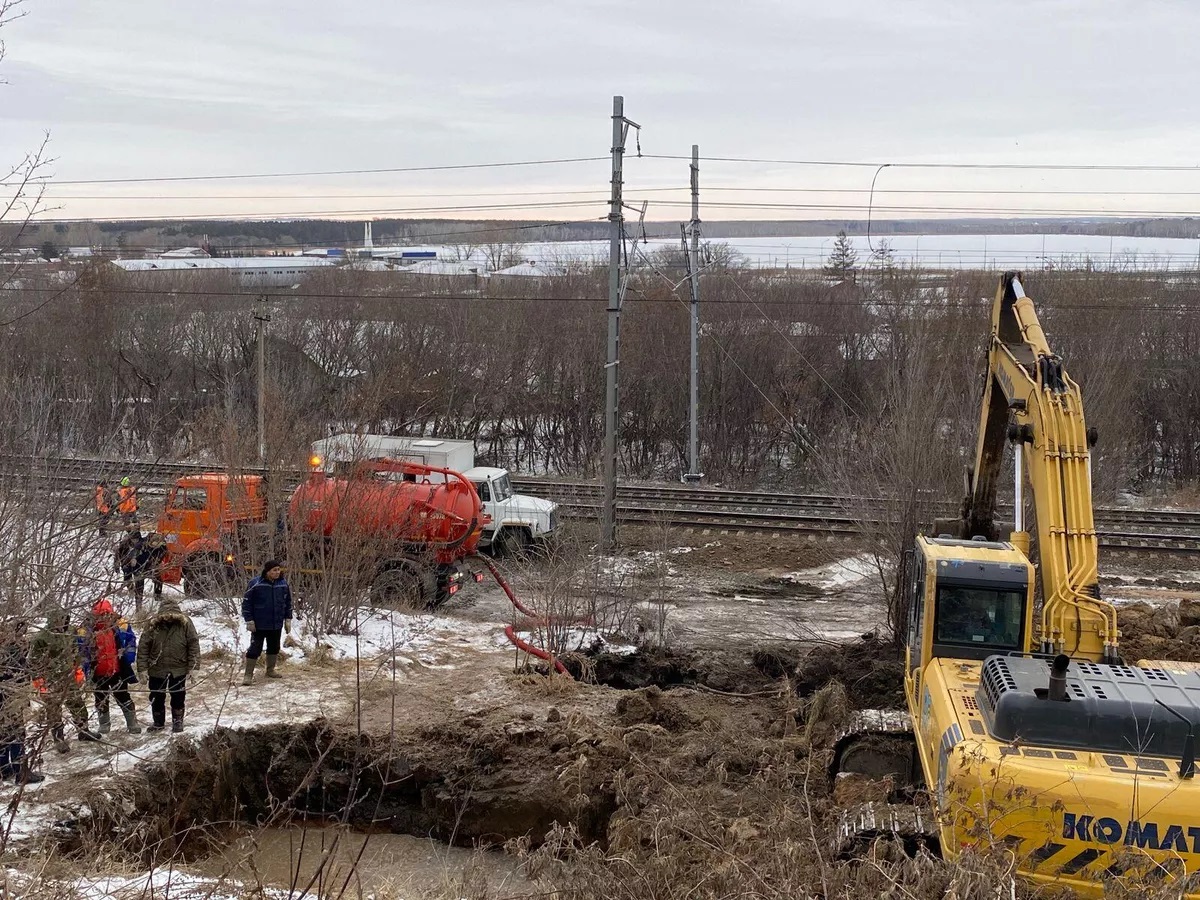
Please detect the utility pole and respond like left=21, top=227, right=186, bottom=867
left=601, top=96, right=637, bottom=550
left=682, top=144, right=703, bottom=483
left=255, top=295, right=270, bottom=463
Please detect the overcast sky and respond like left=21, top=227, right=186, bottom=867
left=5, top=0, right=1200, bottom=223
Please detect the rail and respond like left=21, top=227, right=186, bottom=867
left=4, top=454, right=1200, bottom=554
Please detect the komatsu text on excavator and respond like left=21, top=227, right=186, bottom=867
left=833, top=273, right=1200, bottom=897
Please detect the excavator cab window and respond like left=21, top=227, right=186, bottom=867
left=934, top=585, right=1024, bottom=650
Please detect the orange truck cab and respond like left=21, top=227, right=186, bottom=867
left=156, top=474, right=267, bottom=590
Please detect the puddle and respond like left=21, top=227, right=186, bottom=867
left=190, top=825, right=529, bottom=897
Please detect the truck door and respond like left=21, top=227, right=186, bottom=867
left=161, top=485, right=211, bottom=549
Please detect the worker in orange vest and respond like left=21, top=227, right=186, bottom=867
left=94, top=481, right=114, bottom=533
left=117, top=477, right=138, bottom=525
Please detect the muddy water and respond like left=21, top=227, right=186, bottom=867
left=191, top=826, right=530, bottom=898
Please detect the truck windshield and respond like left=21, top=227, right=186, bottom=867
left=491, top=475, right=513, bottom=502
left=935, top=585, right=1024, bottom=649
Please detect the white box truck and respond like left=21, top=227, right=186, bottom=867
left=309, top=434, right=558, bottom=555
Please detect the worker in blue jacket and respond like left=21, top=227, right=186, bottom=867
left=77, top=596, right=141, bottom=734
left=241, top=560, right=293, bottom=686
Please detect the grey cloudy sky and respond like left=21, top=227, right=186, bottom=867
left=5, top=0, right=1200, bottom=222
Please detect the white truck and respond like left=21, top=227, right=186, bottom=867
left=308, top=434, right=558, bottom=555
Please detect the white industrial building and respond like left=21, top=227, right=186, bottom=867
left=110, top=256, right=333, bottom=287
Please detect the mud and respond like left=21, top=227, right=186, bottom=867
left=580, top=643, right=807, bottom=695
left=68, top=671, right=803, bottom=872
left=1118, top=601, right=1200, bottom=663
left=794, top=636, right=906, bottom=708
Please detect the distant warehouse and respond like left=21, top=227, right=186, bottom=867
left=109, top=256, right=334, bottom=287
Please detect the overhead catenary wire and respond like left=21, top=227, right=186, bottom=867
left=1, top=156, right=611, bottom=187
left=640, top=154, right=1200, bottom=172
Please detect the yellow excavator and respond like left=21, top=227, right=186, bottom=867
left=834, top=272, right=1200, bottom=896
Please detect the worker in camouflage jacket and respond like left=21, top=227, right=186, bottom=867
left=0, top=617, right=44, bottom=783
left=30, top=607, right=100, bottom=752
left=136, top=597, right=200, bottom=733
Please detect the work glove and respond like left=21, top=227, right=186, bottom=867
left=246, top=620, right=256, bottom=632
left=284, top=619, right=292, bottom=635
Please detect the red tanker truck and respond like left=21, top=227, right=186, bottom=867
left=154, top=458, right=489, bottom=606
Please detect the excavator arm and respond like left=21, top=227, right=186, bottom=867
left=957, top=272, right=1118, bottom=662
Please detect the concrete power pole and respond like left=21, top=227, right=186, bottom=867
left=682, top=144, right=703, bottom=483
left=601, top=96, right=637, bottom=550
left=255, top=295, right=270, bottom=463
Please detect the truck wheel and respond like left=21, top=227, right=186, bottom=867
left=184, top=554, right=229, bottom=599
left=371, top=565, right=425, bottom=610
left=494, top=528, right=532, bottom=558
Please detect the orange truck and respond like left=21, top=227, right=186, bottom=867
left=155, top=459, right=489, bottom=606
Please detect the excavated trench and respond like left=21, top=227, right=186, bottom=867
left=56, top=637, right=907, bottom=881
left=68, top=718, right=617, bottom=866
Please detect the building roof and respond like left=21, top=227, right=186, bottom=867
left=111, top=257, right=334, bottom=272
left=492, top=260, right=554, bottom=277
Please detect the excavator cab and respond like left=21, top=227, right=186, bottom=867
left=906, top=535, right=1035, bottom=678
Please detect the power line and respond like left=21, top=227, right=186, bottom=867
left=42, top=186, right=689, bottom=201
left=48, top=186, right=1200, bottom=200
left=29, top=199, right=609, bottom=224
left=3, top=156, right=610, bottom=187
left=642, top=154, right=1200, bottom=172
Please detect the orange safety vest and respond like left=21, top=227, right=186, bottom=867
left=95, top=486, right=111, bottom=515
left=118, top=485, right=137, bottom=515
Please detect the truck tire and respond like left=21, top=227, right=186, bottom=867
left=371, top=563, right=433, bottom=610
left=183, top=554, right=231, bottom=599
left=494, top=527, right=532, bottom=559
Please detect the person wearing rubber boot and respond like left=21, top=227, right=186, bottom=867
left=241, top=560, right=293, bottom=686
left=78, top=597, right=141, bottom=735
left=30, top=607, right=101, bottom=753
left=0, top=617, right=44, bottom=784
left=136, top=598, right=199, bottom=734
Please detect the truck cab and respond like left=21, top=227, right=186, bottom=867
left=463, top=466, right=557, bottom=555
left=155, top=473, right=266, bottom=592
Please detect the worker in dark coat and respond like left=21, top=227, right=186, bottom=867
left=139, top=532, right=168, bottom=599
left=115, top=529, right=145, bottom=588
left=0, top=618, right=44, bottom=784
left=78, top=597, right=141, bottom=734
left=136, top=597, right=200, bottom=733
left=241, top=560, right=293, bottom=686
left=30, top=607, right=101, bottom=753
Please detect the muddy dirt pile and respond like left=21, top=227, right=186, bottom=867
left=60, top=640, right=1037, bottom=900
left=1118, top=600, right=1200, bottom=663
left=71, top=673, right=794, bottom=859
left=793, top=635, right=905, bottom=708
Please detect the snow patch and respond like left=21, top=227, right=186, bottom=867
left=4, top=867, right=289, bottom=899
left=782, top=554, right=876, bottom=592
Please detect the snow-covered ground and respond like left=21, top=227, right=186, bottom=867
left=365, top=233, right=1200, bottom=272
left=782, top=553, right=878, bottom=592
left=3, top=867, right=292, bottom=900
left=0, top=587, right=526, bottom=853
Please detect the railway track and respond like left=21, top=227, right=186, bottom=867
left=3, top=454, right=1200, bottom=554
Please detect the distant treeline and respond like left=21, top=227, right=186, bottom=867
left=10, top=216, right=1200, bottom=254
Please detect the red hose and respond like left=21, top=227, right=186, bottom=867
left=505, top=624, right=569, bottom=676
left=481, top=557, right=537, bottom=617
left=481, top=557, right=574, bottom=677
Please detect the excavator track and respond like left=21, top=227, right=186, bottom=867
left=831, top=708, right=917, bottom=784
left=834, top=801, right=938, bottom=856
left=830, top=709, right=939, bottom=854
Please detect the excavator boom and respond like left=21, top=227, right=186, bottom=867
left=955, top=272, right=1116, bottom=662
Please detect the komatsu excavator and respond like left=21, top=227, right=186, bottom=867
left=833, top=273, right=1200, bottom=896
